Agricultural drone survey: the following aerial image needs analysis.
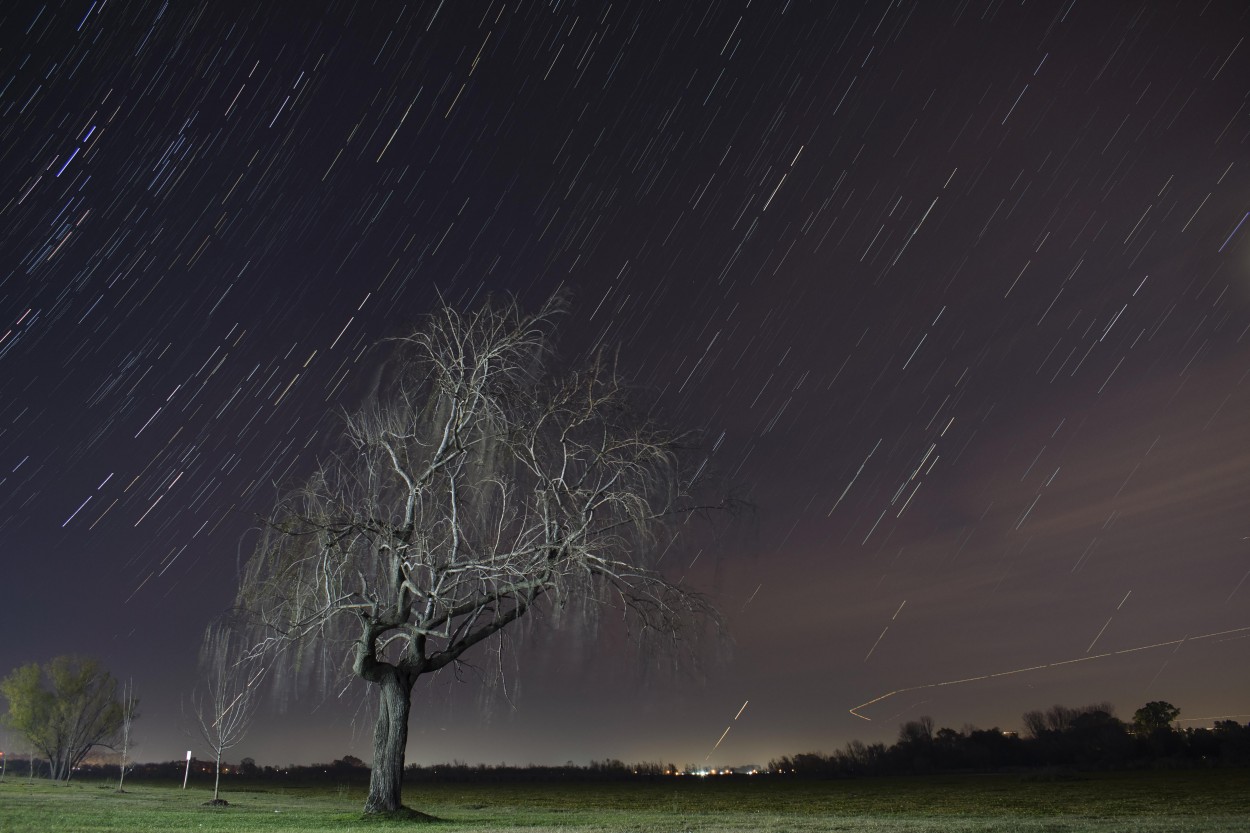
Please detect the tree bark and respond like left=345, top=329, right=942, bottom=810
left=53, top=753, right=68, bottom=784
left=364, top=668, right=413, bottom=814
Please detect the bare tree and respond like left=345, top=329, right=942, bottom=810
left=115, top=678, right=139, bottom=792
left=1021, top=702, right=1116, bottom=738
left=898, top=715, right=935, bottom=744
left=191, top=626, right=264, bottom=804
left=1021, top=709, right=1047, bottom=739
left=235, top=295, right=726, bottom=815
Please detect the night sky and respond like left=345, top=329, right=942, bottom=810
left=1, top=0, right=1248, bottom=770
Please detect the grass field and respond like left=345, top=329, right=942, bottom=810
left=1, top=770, right=1247, bottom=832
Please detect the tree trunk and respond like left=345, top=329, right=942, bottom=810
left=213, top=748, right=222, bottom=800
left=364, top=668, right=413, bottom=814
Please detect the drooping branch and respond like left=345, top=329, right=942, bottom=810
left=231, top=293, right=729, bottom=813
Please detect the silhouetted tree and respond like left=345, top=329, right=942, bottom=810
left=1021, top=709, right=1047, bottom=740
left=894, top=716, right=936, bottom=771
left=331, top=755, right=367, bottom=771
left=1212, top=720, right=1250, bottom=764
left=235, top=295, right=727, bottom=815
left=898, top=715, right=935, bottom=744
left=961, top=727, right=1026, bottom=770
left=1133, top=701, right=1180, bottom=735
left=1065, top=709, right=1130, bottom=766
left=840, top=739, right=887, bottom=775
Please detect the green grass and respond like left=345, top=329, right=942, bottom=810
left=1, top=770, right=1248, bottom=832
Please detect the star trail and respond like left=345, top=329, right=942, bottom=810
left=0, top=0, right=1247, bottom=768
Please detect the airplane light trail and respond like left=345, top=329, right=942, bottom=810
left=849, top=624, right=1250, bottom=721
left=704, top=699, right=750, bottom=761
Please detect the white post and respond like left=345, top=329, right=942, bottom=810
left=182, top=751, right=192, bottom=789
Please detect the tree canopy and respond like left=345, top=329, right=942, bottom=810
left=0, top=655, right=131, bottom=783
left=1133, top=700, right=1181, bottom=735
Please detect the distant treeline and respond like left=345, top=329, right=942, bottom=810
left=770, top=703, right=1250, bottom=777
left=12, top=701, right=1247, bottom=784
left=35, top=755, right=681, bottom=784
